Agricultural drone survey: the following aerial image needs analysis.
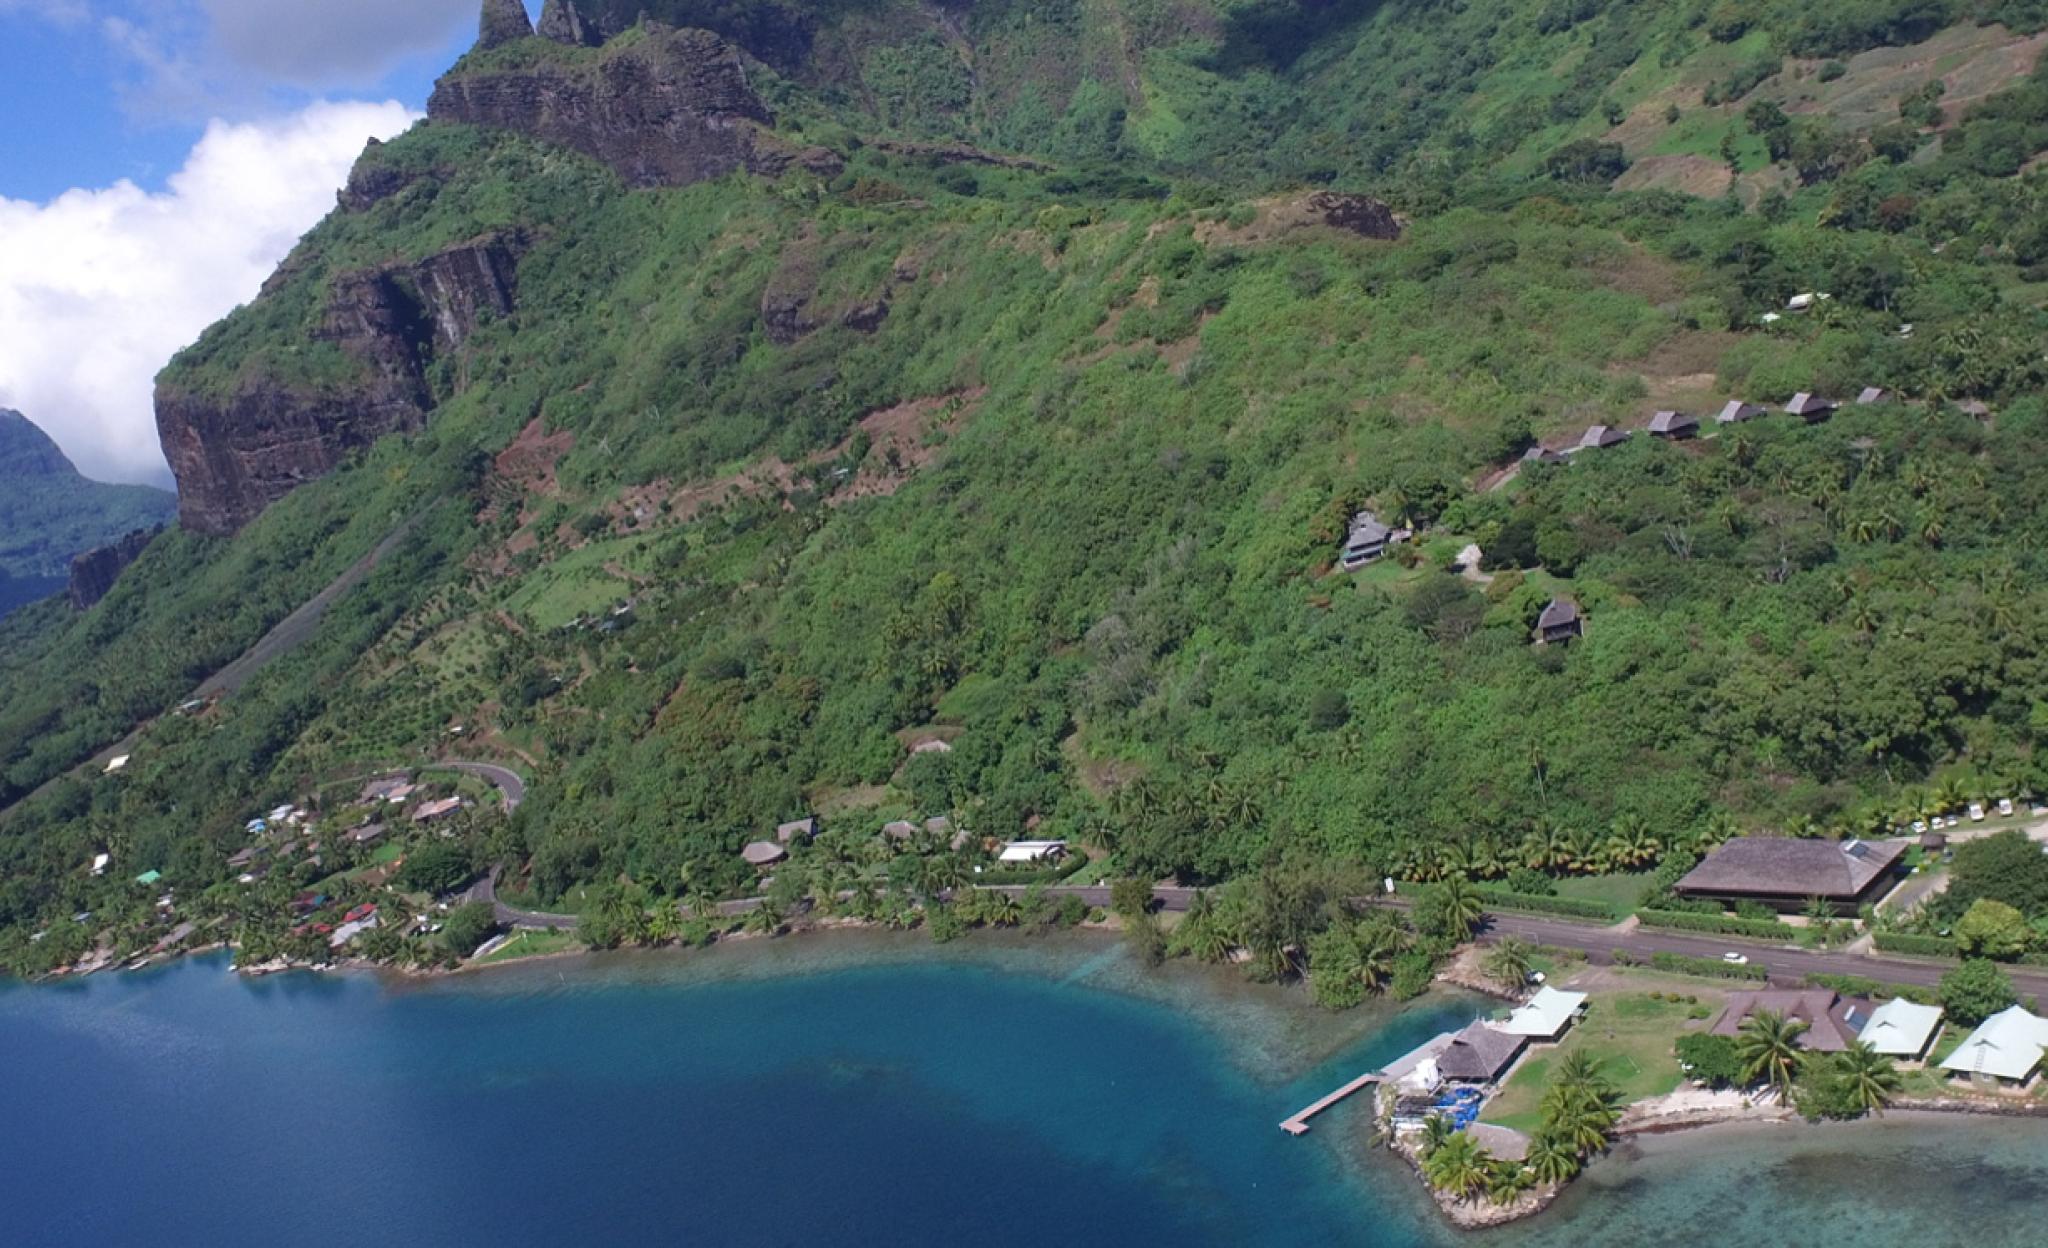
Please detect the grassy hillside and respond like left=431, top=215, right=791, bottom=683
left=2, top=1, right=2047, bottom=971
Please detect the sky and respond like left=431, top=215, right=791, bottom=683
left=0, top=0, right=541, bottom=488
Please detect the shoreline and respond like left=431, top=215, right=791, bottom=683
left=41, top=920, right=2048, bottom=1238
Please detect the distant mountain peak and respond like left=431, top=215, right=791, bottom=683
left=0, top=407, right=79, bottom=480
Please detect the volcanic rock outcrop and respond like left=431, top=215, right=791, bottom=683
left=538, top=0, right=603, bottom=46
left=427, top=21, right=839, bottom=189
left=68, top=527, right=159, bottom=610
left=479, top=0, right=535, bottom=50
left=158, top=232, right=528, bottom=536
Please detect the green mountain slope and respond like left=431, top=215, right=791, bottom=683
left=0, top=409, right=176, bottom=599
left=2, top=0, right=2048, bottom=971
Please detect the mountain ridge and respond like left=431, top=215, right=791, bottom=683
left=1, top=0, right=2047, bottom=974
left=0, top=408, right=176, bottom=596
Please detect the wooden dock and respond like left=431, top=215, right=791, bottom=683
left=1279, top=1071, right=1381, bottom=1135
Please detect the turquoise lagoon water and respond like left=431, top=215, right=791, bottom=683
left=1, top=934, right=2042, bottom=1247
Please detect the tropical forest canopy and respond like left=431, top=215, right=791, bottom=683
left=2, top=0, right=2047, bottom=970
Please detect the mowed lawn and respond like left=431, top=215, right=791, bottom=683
left=1549, top=872, right=1654, bottom=912
left=1480, top=993, right=1705, bottom=1134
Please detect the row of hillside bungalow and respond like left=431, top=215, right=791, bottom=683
left=1339, top=510, right=1584, bottom=647
left=1521, top=388, right=1894, bottom=467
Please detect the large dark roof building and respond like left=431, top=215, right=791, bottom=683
left=1710, top=990, right=1868, bottom=1052
left=1676, top=837, right=1907, bottom=913
left=1434, top=1023, right=1527, bottom=1083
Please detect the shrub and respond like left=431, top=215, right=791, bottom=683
left=1675, top=1031, right=1743, bottom=1087
left=1940, top=959, right=2017, bottom=1025
left=1872, top=931, right=1960, bottom=959
left=1635, top=908, right=1791, bottom=939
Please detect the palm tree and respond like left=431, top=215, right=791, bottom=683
left=1421, top=1132, right=1493, bottom=1201
left=1486, top=1161, right=1537, bottom=1206
left=1736, top=1009, right=1808, bottom=1098
left=1525, top=1133, right=1580, bottom=1185
left=1838, top=1040, right=1900, bottom=1116
left=742, top=899, right=785, bottom=937
left=1483, top=937, right=1535, bottom=990
left=982, top=889, right=1022, bottom=928
left=917, top=855, right=966, bottom=899
left=1439, top=877, right=1487, bottom=941
left=1418, top=1113, right=1457, bottom=1158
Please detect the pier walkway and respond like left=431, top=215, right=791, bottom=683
left=1279, top=1071, right=1381, bottom=1135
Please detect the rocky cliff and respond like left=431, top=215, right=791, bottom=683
left=157, top=231, right=528, bottom=536
left=427, top=23, right=839, bottom=190
left=67, top=527, right=159, bottom=610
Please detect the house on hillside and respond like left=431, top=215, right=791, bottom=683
left=1856, top=387, right=1891, bottom=406
left=1647, top=410, right=1699, bottom=440
left=1340, top=512, right=1396, bottom=570
left=361, top=775, right=412, bottom=803
left=776, top=817, right=817, bottom=845
left=1941, top=1006, right=2048, bottom=1087
left=1710, top=990, right=1867, bottom=1052
left=1535, top=598, right=1583, bottom=646
left=1578, top=425, right=1629, bottom=451
left=411, top=797, right=465, bottom=824
left=1785, top=393, right=1837, bottom=423
left=1786, top=292, right=1831, bottom=313
left=1500, top=987, right=1589, bottom=1041
left=1675, top=837, right=1906, bottom=914
left=996, top=840, right=1068, bottom=865
left=1860, top=999, right=1943, bottom=1061
left=1716, top=400, right=1766, bottom=425
left=741, top=841, right=788, bottom=869
left=90, top=853, right=110, bottom=877
left=1521, top=445, right=1566, bottom=467
left=882, top=820, right=919, bottom=842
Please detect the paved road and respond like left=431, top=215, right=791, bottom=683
left=452, top=863, right=2048, bottom=1000
left=1474, top=911, right=2048, bottom=999
left=436, top=761, right=526, bottom=812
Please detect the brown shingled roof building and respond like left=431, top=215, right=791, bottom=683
left=1710, top=990, right=1869, bottom=1052
left=1676, top=837, right=1907, bottom=914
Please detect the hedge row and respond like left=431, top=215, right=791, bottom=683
left=1634, top=951, right=1770, bottom=981
left=1873, top=931, right=1960, bottom=959
left=1635, top=909, right=1794, bottom=940
left=1803, top=972, right=1939, bottom=1006
left=1476, top=889, right=1623, bottom=921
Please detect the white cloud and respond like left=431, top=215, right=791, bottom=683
left=200, top=0, right=479, bottom=85
left=0, top=99, right=419, bottom=485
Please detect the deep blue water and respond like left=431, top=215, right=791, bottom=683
left=9, top=939, right=2048, bottom=1248
left=0, top=941, right=1464, bottom=1247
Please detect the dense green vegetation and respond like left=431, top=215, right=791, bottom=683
left=2, top=1, right=2048, bottom=976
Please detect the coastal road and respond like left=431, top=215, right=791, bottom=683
left=1473, top=912, right=2048, bottom=1000
left=451, top=862, right=2048, bottom=1001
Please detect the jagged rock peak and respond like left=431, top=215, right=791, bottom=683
left=537, top=0, right=600, bottom=46
left=478, top=0, right=534, bottom=50
left=69, top=528, right=159, bottom=611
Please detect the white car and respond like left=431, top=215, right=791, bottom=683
left=1999, top=799, right=2016, bottom=818
left=1723, top=952, right=1750, bottom=965
left=1911, top=820, right=1928, bottom=836
left=1970, top=804, right=1986, bottom=822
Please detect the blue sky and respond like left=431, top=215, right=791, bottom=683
left=0, top=1, right=511, bottom=199
left=0, top=1, right=542, bottom=485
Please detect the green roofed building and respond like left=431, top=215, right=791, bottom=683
left=135, top=870, right=162, bottom=885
